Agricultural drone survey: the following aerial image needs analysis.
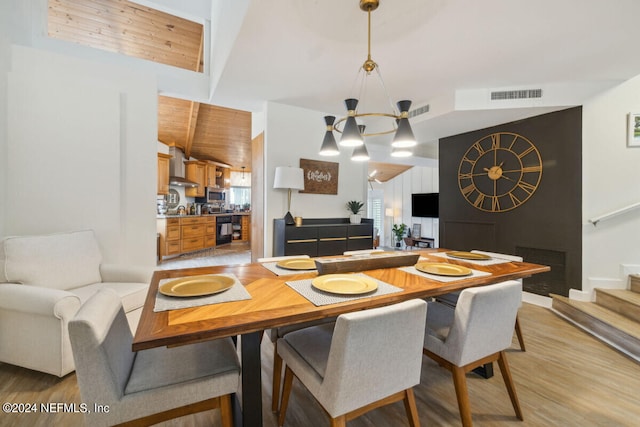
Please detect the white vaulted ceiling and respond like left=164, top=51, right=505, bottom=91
left=205, top=0, right=640, bottom=153
left=119, top=0, right=640, bottom=160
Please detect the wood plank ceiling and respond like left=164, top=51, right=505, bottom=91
left=47, top=0, right=253, bottom=171
left=157, top=95, right=252, bottom=168
left=48, top=0, right=204, bottom=71
left=368, top=162, right=412, bottom=183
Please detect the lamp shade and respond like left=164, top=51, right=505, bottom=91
left=273, top=166, right=305, bottom=190
left=351, top=144, right=370, bottom=161
left=391, top=100, right=417, bottom=148
left=319, top=116, right=340, bottom=156
left=391, top=146, right=413, bottom=158
left=339, top=99, right=364, bottom=147
left=351, top=124, right=369, bottom=161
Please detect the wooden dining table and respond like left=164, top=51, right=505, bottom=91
left=133, top=249, right=550, bottom=427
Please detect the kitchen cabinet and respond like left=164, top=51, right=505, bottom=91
left=273, top=218, right=374, bottom=257
left=205, top=216, right=216, bottom=247
left=157, top=216, right=217, bottom=259
left=241, top=215, right=250, bottom=241
left=185, top=160, right=206, bottom=197
left=157, top=153, right=171, bottom=195
left=212, top=166, right=230, bottom=189
left=157, top=217, right=180, bottom=257
left=180, top=217, right=205, bottom=252
left=223, top=167, right=231, bottom=189
left=231, top=214, right=251, bottom=242
left=205, top=162, right=217, bottom=188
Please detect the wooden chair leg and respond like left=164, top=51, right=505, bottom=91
left=497, top=351, right=523, bottom=420
left=330, top=415, right=347, bottom=427
left=219, top=394, right=233, bottom=427
left=403, top=388, right=421, bottom=427
left=278, top=366, right=295, bottom=427
left=272, top=342, right=283, bottom=412
left=514, top=315, right=526, bottom=351
left=451, top=365, right=473, bottom=427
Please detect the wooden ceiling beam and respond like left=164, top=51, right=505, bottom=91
left=184, top=101, right=200, bottom=158
left=183, top=30, right=203, bottom=158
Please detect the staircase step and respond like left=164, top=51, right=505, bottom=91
left=551, top=294, right=640, bottom=361
left=595, top=288, right=640, bottom=323
left=630, top=274, right=640, bottom=294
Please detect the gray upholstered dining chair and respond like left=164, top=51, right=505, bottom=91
left=277, top=299, right=427, bottom=427
left=257, top=254, right=337, bottom=412
left=423, top=280, right=523, bottom=427
left=435, top=250, right=526, bottom=351
left=68, top=288, right=240, bottom=427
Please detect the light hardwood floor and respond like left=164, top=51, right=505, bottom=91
left=1, top=302, right=638, bottom=426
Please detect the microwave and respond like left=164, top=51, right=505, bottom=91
left=196, top=188, right=225, bottom=203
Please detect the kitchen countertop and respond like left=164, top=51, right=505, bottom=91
left=157, top=212, right=251, bottom=219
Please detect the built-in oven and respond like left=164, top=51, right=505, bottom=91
left=216, top=215, right=233, bottom=245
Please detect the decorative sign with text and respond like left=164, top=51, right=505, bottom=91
left=299, top=158, right=339, bottom=195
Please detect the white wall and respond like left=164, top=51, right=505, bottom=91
left=0, top=6, right=9, bottom=240
left=3, top=45, right=157, bottom=266
left=263, top=102, right=368, bottom=256
left=580, top=74, right=640, bottom=298
left=380, top=165, right=439, bottom=247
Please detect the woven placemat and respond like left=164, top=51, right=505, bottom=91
left=430, top=251, right=512, bottom=266
left=399, top=266, right=492, bottom=282
left=285, top=273, right=403, bottom=306
left=154, top=273, right=251, bottom=312
left=261, top=262, right=316, bottom=276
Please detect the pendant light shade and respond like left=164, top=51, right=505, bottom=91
left=391, top=100, right=417, bottom=148
left=351, top=124, right=370, bottom=161
left=339, top=99, right=364, bottom=147
left=391, top=145, right=413, bottom=157
left=319, top=116, right=340, bottom=156
left=319, top=1, right=417, bottom=159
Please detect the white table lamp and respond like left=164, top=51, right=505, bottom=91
left=274, top=166, right=305, bottom=225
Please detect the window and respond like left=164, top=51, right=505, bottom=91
left=229, top=187, right=251, bottom=210
left=367, top=189, right=383, bottom=240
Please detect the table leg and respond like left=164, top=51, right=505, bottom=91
left=237, top=331, right=263, bottom=427
left=472, top=362, right=494, bottom=378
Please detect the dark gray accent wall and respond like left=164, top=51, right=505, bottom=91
left=439, top=107, right=582, bottom=296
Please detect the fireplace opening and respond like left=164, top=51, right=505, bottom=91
left=516, top=246, right=567, bottom=296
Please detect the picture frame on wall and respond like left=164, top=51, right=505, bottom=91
left=412, top=223, right=421, bottom=238
left=627, top=112, right=640, bottom=147
left=299, top=158, right=339, bottom=194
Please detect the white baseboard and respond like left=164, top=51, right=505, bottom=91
left=569, top=288, right=592, bottom=302
left=522, top=291, right=552, bottom=308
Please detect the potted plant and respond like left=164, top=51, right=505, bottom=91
left=392, top=223, right=408, bottom=248
left=346, top=201, right=364, bottom=224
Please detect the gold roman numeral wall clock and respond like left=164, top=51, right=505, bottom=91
left=458, top=132, right=542, bottom=212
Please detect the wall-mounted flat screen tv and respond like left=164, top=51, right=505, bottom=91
left=412, top=193, right=439, bottom=218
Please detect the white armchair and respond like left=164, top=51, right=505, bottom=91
left=0, top=230, right=152, bottom=377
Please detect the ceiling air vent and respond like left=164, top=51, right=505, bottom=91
left=491, top=89, right=543, bottom=100
left=408, top=104, right=429, bottom=118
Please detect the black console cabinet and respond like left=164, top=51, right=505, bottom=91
left=273, top=218, right=374, bottom=257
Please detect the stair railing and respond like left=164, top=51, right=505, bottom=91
left=588, top=201, right=640, bottom=226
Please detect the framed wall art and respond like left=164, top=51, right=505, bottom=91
left=299, top=158, right=339, bottom=194
left=628, top=112, right=640, bottom=147
left=412, top=223, right=421, bottom=238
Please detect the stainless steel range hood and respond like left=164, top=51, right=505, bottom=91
left=168, top=146, right=198, bottom=187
